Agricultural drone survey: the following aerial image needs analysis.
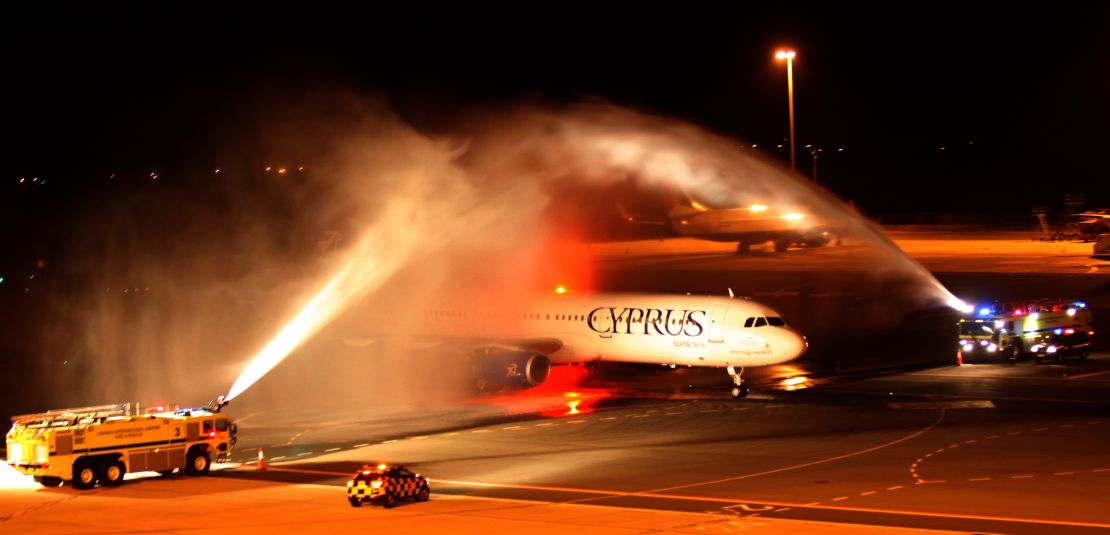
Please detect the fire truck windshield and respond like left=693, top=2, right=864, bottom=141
left=959, top=323, right=994, bottom=336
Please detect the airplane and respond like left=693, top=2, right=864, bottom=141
left=620, top=200, right=837, bottom=254
left=1073, top=208, right=1110, bottom=241
left=420, top=290, right=808, bottom=398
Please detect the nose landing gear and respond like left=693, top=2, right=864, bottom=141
left=727, top=366, right=749, bottom=398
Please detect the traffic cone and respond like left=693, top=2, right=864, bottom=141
left=257, top=448, right=266, bottom=470
left=956, top=350, right=964, bottom=367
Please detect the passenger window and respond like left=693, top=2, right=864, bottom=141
left=744, top=317, right=754, bottom=328
left=215, top=419, right=228, bottom=432
left=202, top=420, right=214, bottom=434
left=754, top=317, right=767, bottom=327
left=767, top=317, right=786, bottom=326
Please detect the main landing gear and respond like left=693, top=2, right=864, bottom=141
left=727, top=366, right=749, bottom=398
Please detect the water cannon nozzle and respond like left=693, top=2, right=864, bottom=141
left=207, top=395, right=229, bottom=413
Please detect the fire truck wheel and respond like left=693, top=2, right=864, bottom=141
left=382, top=492, right=396, bottom=509
left=72, top=460, right=97, bottom=490
left=186, top=448, right=210, bottom=476
left=36, top=476, right=62, bottom=487
left=348, top=497, right=362, bottom=508
left=417, top=486, right=430, bottom=502
left=101, top=461, right=125, bottom=487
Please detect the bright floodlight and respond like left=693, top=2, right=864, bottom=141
left=775, top=50, right=796, bottom=60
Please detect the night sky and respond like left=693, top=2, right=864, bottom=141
left=4, top=3, right=1109, bottom=217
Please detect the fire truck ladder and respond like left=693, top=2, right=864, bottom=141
left=11, top=403, right=134, bottom=426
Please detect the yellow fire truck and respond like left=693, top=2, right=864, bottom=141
left=5, top=401, right=235, bottom=489
left=957, top=299, right=1094, bottom=364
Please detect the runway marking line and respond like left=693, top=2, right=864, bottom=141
left=324, top=448, right=341, bottom=453
left=353, top=443, right=370, bottom=448
left=644, top=405, right=947, bottom=495
left=1011, top=475, right=1034, bottom=479
left=416, top=476, right=1110, bottom=530
left=1067, top=369, right=1110, bottom=380
left=860, top=491, right=876, bottom=496
left=832, top=496, right=849, bottom=501
left=886, top=486, right=903, bottom=491
left=1054, top=472, right=1074, bottom=476
left=968, top=478, right=991, bottom=482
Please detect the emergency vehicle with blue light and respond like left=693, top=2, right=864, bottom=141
left=347, top=464, right=430, bottom=508
left=957, top=299, right=1093, bottom=364
left=5, top=399, right=235, bottom=489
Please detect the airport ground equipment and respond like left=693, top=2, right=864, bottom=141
left=347, top=464, right=430, bottom=508
left=5, top=402, right=236, bottom=489
left=957, top=299, right=1093, bottom=364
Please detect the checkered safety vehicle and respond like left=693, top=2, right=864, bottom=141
left=347, top=464, right=430, bottom=508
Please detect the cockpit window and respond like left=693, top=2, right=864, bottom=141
left=743, top=317, right=754, bottom=328
left=754, top=317, right=767, bottom=327
left=767, top=317, right=786, bottom=326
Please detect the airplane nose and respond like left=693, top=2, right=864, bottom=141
left=781, top=329, right=808, bottom=360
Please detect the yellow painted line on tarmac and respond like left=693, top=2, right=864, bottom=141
left=645, top=406, right=947, bottom=495
left=427, top=477, right=1110, bottom=530
left=1067, top=369, right=1110, bottom=380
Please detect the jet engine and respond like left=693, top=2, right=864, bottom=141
left=468, top=350, right=551, bottom=392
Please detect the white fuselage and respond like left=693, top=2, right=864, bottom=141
left=423, top=293, right=807, bottom=368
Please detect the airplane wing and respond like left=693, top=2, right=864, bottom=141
left=617, top=202, right=668, bottom=226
